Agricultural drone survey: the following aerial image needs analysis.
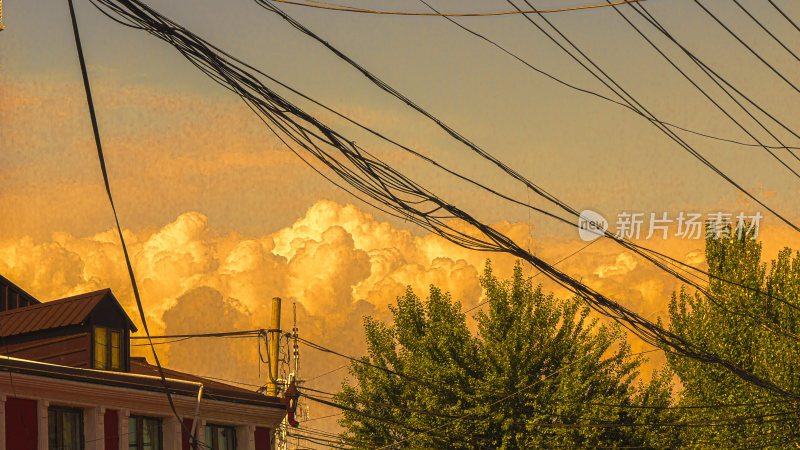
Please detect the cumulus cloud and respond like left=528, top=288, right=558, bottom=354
left=4, top=200, right=799, bottom=432
left=162, top=286, right=258, bottom=383
left=0, top=201, right=504, bottom=367
left=594, top=253, right=638, bottom=278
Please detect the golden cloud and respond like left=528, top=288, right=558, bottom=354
left=3, top=200, right=800, bottom=432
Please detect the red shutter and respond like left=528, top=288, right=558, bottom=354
left=181, top=418, right=196, bottom=450
left=104, top=409, right=119, bottom=450
left=254, top=427, right=271, bottom=450
left=5, top=397, right=37, bottom=450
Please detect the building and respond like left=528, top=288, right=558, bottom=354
left=0, top=275, right=292, bottom=450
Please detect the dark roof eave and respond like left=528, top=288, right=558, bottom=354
left=0, top=274, right=42, bottom=306
left=99, top=290, right=138, bottom=332
left=0, top=357, right=284, bottom=409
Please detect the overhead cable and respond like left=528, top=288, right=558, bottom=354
left=418, top=0, right=800, bottom=151
left=695, top=0, right=800, bottom=96
left=257, top=0, right=800, bottom=356
left=265, top=0, right=646, bottom=17
left=732, top=0, right=800, bottom=63
left=768, top=0, right=800, bottom=34
left=91, top=0, right=800, bottom=402
left=66, top=1, right=208, bottom=448
left=608, top=0, right=800, bottom=177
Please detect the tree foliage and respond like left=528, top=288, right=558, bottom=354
left=336, top=262, right=676, bottom=449
left=666, top=230, right=800, bottom=447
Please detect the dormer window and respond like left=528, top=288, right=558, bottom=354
left=94, top=326, right=123, bottom=370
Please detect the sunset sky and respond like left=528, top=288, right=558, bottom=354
left=2, top=0, right=800, bottom=434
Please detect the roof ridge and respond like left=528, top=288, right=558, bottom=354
left=0, top=288, right=111, bottom=317
left=0, top=288, right=137, bottom=337
left=49, top=288, right=112, bottom=303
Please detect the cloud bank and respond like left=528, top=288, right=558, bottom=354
left=7, top=199, right=798, bottom=432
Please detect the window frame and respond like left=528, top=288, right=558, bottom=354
left=129, top=415, right=163, bottom=450
left=48, top=405, right=84, bottom=450
left=110, top=329, right=122, bottom=370
left=204, top=423, right=237, bottom=450
left=93, top=326, right=124, bottom=371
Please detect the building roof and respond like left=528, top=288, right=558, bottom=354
left=0, top=273, right=41, bottom=307
left=0, top=355, right=284, bottom=408
left=0, top=289, right=137, bottom=337
left=130, top=357, right=263, bottom=396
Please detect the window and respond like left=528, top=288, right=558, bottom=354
left=94, top=326, right=123, bottom=370
left=111, top=329, right=121, bottom=370
left=94, top=327, right=107, bottom=368
left=204, top=424, right=236, bottom=450
left=48, top=406, right=84, bottom=450
left=129, top=416, right=162, bottom=450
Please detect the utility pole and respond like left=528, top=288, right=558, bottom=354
left=265, top=298, right=304, bottom=450
left=293, top=302, right=299, bottom=377
left=266, top=297, right=282, bottom=396
left=266, top=297, right=286, bottom=450
left=292, top=302, right=300, bottom=450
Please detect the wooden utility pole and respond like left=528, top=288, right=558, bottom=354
left=266, top=297, right=282, bottom=396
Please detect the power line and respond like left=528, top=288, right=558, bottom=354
left=692, top=426, right=799, bottom=448
left=417, top=0, right=800, bottom=314
left=192, top=375, right=262, bottom=388
left=297, top=337, right=463, bottom=393
left=81, top=0, right=792, bottom=330
left=285, top=432, right=353, bottom=450
left=379, top=2, right=800, bottom=316
left=93, top=0, right=799, bottom=336
left=504, top=0, right=800, bottom=231
left=607, top=0, right=800, bottom=178
left=694, top=0, right=800, bottom=96
left=301, top=386, right=460, bottom=419
left=129, top=330, right=262, bottom=346
left=253, top=0, right=800, bottom=361
left=732, top=0, right=800, bottom=64
left=302, top=383, right=794, bottom=413
left=540, top=397, right=792, bottom=411
left=67, top=2, right=209, bottom=447
left=299, top=377, right=800, bottom=448
left=465, top=238, right=598, bottom=313
left=301, top=339, right=665, bottom=407
left=254, top=0, right=800, bottom=329
left=302, top=393, right=492, bottom=449
left=79, top=1, right=800, bottom=445
left=768, top=0, right=800, bottom=34
left=292, top=424, right=341, bottom=439
left=91, top=0, right=800, bottom=404
left=418, top=0, right=800, bottom=151
left=130, top=336, right=194, bottom=346
left=265, top=0, right=647, bottom=17
left=630, top=1, right=800, bottom=146
left=378, top=344, right=793, bottom=450
left=130, top=330, right=263, bottom=339
left=303, top=412, right=343, bottom=423
left=502, top=0, right=800, bottom=337
left=489, top=0, right=800, bottom=339
left=516, top=412, right=798, bottom=429
left=303, top=364, right=347, bottom=383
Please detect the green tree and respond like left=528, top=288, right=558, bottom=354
left=336, top=262, right=677, bottom=449
left=666, top=230, right=800, bottom=447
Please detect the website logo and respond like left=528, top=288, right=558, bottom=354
left=578, top=210, right=608, bottom=242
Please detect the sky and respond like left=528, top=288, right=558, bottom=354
left=2, top=0, right=800, bottom=439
